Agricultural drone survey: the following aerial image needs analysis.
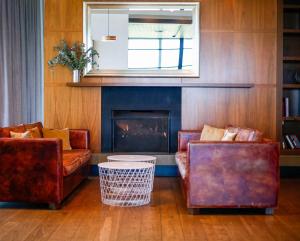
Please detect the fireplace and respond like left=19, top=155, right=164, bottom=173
left=101, top=87, right=181, bottom=153
left=113, top=110, right=169, bottom=153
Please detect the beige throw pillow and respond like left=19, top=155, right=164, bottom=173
left=200, top=125, right=225, bottom=141
left=42, top=128, right=72, bottom=150
left=10, top=131, right=33, bottom=138
left=221, top=129, right=237, bottom=141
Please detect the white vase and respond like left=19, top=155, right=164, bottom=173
left=72, top=69, right=80, bottom=83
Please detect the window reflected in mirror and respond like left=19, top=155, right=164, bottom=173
left=84, top=3, right=199, bottom=76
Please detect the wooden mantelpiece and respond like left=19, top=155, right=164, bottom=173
left=66, top=82, right=255, bottom=88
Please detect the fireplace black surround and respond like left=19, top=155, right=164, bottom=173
left=101, top=87, right=181, bottom=153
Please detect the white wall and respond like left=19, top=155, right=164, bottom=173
left=91, top=13, right=128, bottom=70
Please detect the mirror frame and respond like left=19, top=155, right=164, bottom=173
left=83, top=2, right=200, bottom=77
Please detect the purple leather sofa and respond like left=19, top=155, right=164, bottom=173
left=176, top=127, right=280, bottom=214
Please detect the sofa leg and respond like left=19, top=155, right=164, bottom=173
left=265, top=208, right=274, bottom=215
left=49, top=203, right=61, bottom=210
left=187, top=208, right=200, bottom=215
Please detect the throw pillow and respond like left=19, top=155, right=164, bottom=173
left=200, top=124, right=225, bottom=141
left=10, top=131, right=33, bottom=138
left=227, top=126, right=263, bottom=142
left=237, top=128, right=263, bottom=142
left=24, top=122, right=43, bottom=136
left=221, top=129, right=237, bottom=141
left=28, top=127, right=42, bottom=138
left=42, top=128, right=72, bottom=150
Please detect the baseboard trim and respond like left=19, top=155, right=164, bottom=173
left=280, top=167, right=300, bottom=178
left=89, top=165, right=300, bottom=178
left=89, top=164, right=179, bottom=177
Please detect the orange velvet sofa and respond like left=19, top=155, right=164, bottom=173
left=0, top=122, right=91, bottom=209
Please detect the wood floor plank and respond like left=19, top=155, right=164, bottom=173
left=0, top=177, right=300, bottom=241
left=116, top=207, right=142, bottom=241
left=72, top=181, right=107, bottom=241
left=97, top=207, right=122, bottom=241
left=171, top=178, right=209, bottom=241
left=223, top=217, right=252, bottom=241
left=22, top=182, right=94, bottom=241
left=72, top=207, right=108, bottom=241
left=240, top=216, right=277, bottom=241
left=23, top=211, right=69, bottom=241
left=159, top=178, right=185, bottom=241
left=0, top=209, right=22, bottom=225
left=138, top=181, right=162, bottom=241
left=0, top=210, right=49, bottom=241
left=45, top=180, right=96, bottom=241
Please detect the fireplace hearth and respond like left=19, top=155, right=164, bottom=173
left=101, top=87, right=181, bottom=153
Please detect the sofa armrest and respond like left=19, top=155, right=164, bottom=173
left=69, top=129, right=90, bottom=149
left=186, top=141, right=279, bottom=208
left=178, top=130, right=202, bottom=152
left=0, top=138, right=64, bottom=204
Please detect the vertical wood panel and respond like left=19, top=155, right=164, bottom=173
left=248, top=86, right=277, bottom=139
left=182, top=86, right=277, bottom=139
left=44, top=85, right=101, bottom=152
left=44, top=0, right=83, bottom=32
left=44, top=0, right=279, bottom=152
left=183, top=32, right=277, bottom=84
left=201, top=0, right=277, bottom=31
left=182, top=88, right=249, bottom=129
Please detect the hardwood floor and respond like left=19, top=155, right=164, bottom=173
left=0, top=178, right=300, bottom=241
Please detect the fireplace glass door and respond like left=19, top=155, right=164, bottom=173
left=112, top=110, right=169, bottom=152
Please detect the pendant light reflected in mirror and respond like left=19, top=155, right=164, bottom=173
left=102, top=9, right=117, bottom=42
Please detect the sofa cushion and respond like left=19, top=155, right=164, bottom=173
left=27, top=127, right=42, bottom=138
left=175, top=152, right=187, bottom=179
left=200, top=124, right=225, bottom=141
left=221, top=129, right=237, bottom=141
left=24, top=122, right=43, bottom=137
left=227, top=127, right=263, bottom=142
left=63, top=150, right=91, bottom=176
left=69, top=129, right=90, bottom=149
left=0, top=125, right=26, bottom=137
left=10, top=130, right=33, bottom=138
left=43, top=128, right=72, bottom=151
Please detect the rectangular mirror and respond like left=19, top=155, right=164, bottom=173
left=83, top=2, right=200, bottom=77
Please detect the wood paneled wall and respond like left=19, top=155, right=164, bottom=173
left=44, top=0, right=101, bottom=152
left=182, top=0, right=278, bottom=139
left=44, top=0, right=278, bottom=152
